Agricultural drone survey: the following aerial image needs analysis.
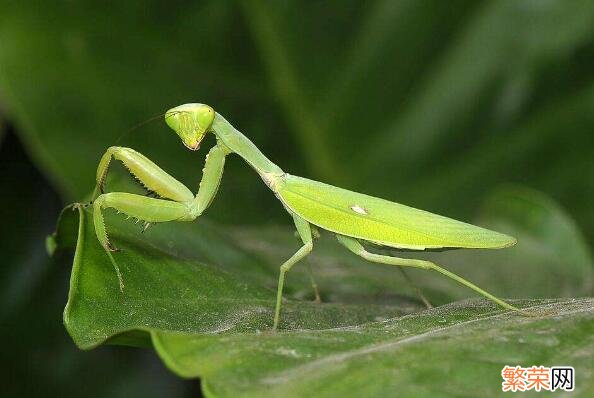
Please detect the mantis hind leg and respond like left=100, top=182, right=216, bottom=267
left=336, top=235, right=530, bottom=315
left=395, top=267, right=432, bottom=308
left=273, top=214, right=313, bottom=330
left=305, top=261, right=322, bottom=303
left=93, top=146, right=194, bottom=202
left=93, top=192, right=194, bottom=291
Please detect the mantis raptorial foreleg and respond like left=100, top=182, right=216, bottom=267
left=193, top=144, right=228, bottom=215
left=274, top=214, right=313, bottom=330
left=336, top=235, right=527, bottom=314
left=91, top=143, right=229, bottom=291
left=93, top=193, right=194, bottom=248
left=93, top=146, right=194, bottom=202
left=93, top=193, right=194, bottom=290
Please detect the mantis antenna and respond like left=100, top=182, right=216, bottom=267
left=114, top=111, right=186, bottom=144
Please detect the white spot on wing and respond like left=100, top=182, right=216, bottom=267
left=350, top=205, right=368, bottom=215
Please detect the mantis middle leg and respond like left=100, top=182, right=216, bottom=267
left=294, top=227, right=322, bottom=303
left=336, top=235, right=526, bottom=314
left=274, top=214, right=313, bottom=330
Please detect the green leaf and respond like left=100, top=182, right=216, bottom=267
left=56, top=203, right=594, bottom=397
left=59, top=205, right=418, bottom=349
left=154, top=299, right=593, bottom=397
left=414, top=186, right=594, bottom=301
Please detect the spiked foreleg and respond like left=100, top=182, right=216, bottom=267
left=93, top=192, right=194, bottom=290
left=93, top=146, right=194, bottom=202
left=192, top=143, right=228, bottom=216
left=90, top=143, right=229, bottom=291
left=93, top=192, right=194, bottom=249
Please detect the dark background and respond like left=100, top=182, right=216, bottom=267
left=1, top=1, right=593, bottom=396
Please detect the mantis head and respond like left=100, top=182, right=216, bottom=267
left=165, top=103, right=215, bottom=150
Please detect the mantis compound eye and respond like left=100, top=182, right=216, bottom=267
left=165, top=103, right=215, bottom=151
left=196, top=106, right=215, bottom=131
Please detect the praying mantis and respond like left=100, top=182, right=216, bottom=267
left=91, top=103, right=528, bottom=330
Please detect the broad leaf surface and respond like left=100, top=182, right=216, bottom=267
left=55, top=202, right=594, bottom=397
left=155, top=299, right=593, bottom=397
left=59, top=206, right=419, bottom=349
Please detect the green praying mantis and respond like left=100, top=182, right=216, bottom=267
left=91, top=103, right=529, bottom=330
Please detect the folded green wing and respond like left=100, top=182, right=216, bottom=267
left=277, top=174, right=516, bottom=250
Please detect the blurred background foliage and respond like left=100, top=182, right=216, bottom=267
left=0, top=0, right=593, bottom=396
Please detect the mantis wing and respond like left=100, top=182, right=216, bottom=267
left=277, top=174, right=516, bottom=250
